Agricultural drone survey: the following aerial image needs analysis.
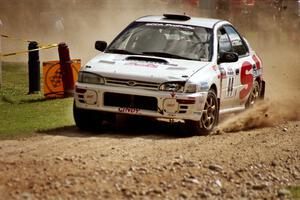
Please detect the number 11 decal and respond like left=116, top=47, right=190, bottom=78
left=227, top=77, right=234, bottom=97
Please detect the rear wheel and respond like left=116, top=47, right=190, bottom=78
left=186, top=89, right=219, bottom=135
left=73, top=101, right=104, bottom=131
left=246, top=80, right=260, bottom=108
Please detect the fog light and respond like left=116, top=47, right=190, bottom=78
left=163, top=99, right=179, bottom=113
left=84, top=90, right=98, bottom=105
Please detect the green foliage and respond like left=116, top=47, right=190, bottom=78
left=0, top=62, right=74, bottom=139
left=288, top=186, right=300, bottom=199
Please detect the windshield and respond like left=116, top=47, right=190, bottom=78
left=106, top=22, right=212, bottom=61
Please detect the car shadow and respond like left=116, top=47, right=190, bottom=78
left=39, top=116, right=196, bottom=140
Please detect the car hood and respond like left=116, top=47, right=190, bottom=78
left=83, top=53, right=210, bottom=83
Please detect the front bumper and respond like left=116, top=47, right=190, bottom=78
left=74, top=83, right=208, bottom=121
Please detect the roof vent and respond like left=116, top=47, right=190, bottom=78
left=163, top=14, right=191, bottom=21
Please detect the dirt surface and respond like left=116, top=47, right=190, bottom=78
left=0, top=116, right=299, bottom=199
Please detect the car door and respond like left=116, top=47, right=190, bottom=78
left=223, top=25, right=253, bottom=107
left=217, top=27, right=240, bottom=110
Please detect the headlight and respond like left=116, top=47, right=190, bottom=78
left=159, top=81, right=185, bottom=92
left=185, top=84, right=197, bottom=93
left=185, top=82, right=209, bottom=93
left=78, top=71, right=105, bottom=84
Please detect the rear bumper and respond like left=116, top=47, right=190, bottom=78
left=74, top=82, right=208, bottom=121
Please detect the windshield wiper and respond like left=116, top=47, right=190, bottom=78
left=106, top=49, right=137, bottom=55
left=142, top=51, right=195, bottom=60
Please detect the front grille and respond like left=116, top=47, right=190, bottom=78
left=105, top=77, right=159, bottom=90
left=104, top=92, right=157, bottom=111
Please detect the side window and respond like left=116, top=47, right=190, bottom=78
left=223, top=26, right=248, bottom=56
left=217, top=28, right=232, bottom=53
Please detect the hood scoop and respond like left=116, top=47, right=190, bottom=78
left=126, top=56, right=168, bottom=64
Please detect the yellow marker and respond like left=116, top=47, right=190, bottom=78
left=1, top=34, right=32, bottom=43
left=0, top=43, right=58, bottom=57
left=1, top=33, right=56, bottom=48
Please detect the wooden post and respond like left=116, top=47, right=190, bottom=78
left=58, top=42, right=74, bottom=97
left=28, top=41, right=40, bottom=94
left=0, top=23, right=2, bottom=89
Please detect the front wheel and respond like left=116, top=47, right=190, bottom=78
left=73, top=101, right=103, bottom=131
left=186, top=90, right=219, bottom=135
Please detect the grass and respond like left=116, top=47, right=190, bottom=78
left=0, top=61, right=74, bottom=139
left=288, top=186, right=300, bottom=199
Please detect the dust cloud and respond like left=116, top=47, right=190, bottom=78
left=0, top=0, right=299, bottom=131
left=0, top=0, right=215, bottom=63
left=217, top=99, right=300, bottom=133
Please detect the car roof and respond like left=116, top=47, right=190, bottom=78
left=135, top=15, right=224, bottom=29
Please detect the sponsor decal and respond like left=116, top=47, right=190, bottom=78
left=239, top=61, right=253, bottom=100
left=252, top=54, right=262, bottom=78
left=252, top=55, right=261, bottom=69
left=145, top=23, right=194, bottom=30
left=219, top=67, right=226, bottom=79
left=118, top=107, right=140, bottom=114
left=125, top=62, right=158, bottom=68
left=86, top=94, right=94, bottom=99
left=166, top=103, right=176, bottom=107
left=226, top=67, right=234, bottom=76
left=43, top=59, right=80, bottom=98
left=170, top=91, right=176, bottom=98
left=166, top=67, right=187, bottom=70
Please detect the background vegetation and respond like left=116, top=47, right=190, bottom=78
left=0, top=62, right=74, bottom=139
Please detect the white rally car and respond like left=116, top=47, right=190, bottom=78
left=74, top=14, right=265, bottom=135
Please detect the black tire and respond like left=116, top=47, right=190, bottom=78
left=73, top=101, right=103, bottom=131
left=186, top=89, right=219, bottom=135
left=245, top=80, right=260, bottom=108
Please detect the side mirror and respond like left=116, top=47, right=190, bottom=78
left=95, top=41, right=107, bottom=52
left=218, top=52, right=238, bottom=63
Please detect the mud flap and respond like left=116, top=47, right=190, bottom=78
left=260, top=80, right=265, bottom=99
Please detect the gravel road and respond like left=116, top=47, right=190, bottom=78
left=0, top=116, right=299, bottom=199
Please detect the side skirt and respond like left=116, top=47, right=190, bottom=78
left=219, top=106, right=245, bottom=115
